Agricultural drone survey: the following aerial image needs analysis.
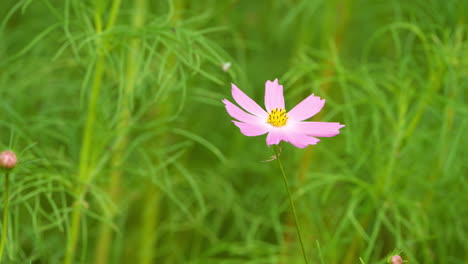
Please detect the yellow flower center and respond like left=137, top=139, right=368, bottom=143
left=267, top=108, right=288, bottom=127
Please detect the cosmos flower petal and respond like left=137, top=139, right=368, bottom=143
left=231, top=83, right=268, bottom=117
left=266, top=126, right=320, bottom=148
left=222, top=99, right=261, bottom=123
left=232, top=121, right=270, bottom=137
left=295, top=121, right=345, bottom=137
left=266, top=129, right=283, bottom=146
left=288, top=93, right=325, bottom=121
left=264, top=79, right=285, bottom=112
left=285, top=132, right=320, bottom=148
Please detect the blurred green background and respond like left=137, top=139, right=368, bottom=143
left=0, top=0, right=467, bottom=263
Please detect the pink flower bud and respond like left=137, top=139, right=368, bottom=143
left=391, top=255, right=403, bottom=264
left=0, top=150, right=17, bottom=169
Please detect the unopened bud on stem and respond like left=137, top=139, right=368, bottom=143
left=391, top=255, right=403, bottom=264
left=0, top=150, right=17, bottom=170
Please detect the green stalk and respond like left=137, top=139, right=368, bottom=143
left=94, top=0, right=144, bottom=263
left=139, top=188, right=160, bottom=264
left=0, top=172, right=10, bottom=261
left=64, top=53, right=105, bottom=264
left=137, top=1, right=184, bottom=262
left=64, top=0, right=121, bottom=262
left=273, top=146, right=309, bottom=264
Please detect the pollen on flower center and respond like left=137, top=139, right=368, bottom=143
left=267, top=108, right=288, bottom=127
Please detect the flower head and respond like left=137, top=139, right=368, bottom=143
left=0, top=150, right=17, bottom=170
left=390, top=255, right=403, bottom=264
left=222, top=79, right=344, bottom=148
left=222, top=62, right=232, bottom=72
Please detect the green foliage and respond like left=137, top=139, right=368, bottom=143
left=0, top=0, right=467, bottom=263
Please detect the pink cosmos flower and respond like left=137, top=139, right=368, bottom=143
left=222, top=79, right=345, bottom=148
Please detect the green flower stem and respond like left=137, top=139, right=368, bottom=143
left=0, top=172, right=10, bottom=262
left=64, top=0, right=121, bottom=262
left=273, top=145, right=309, bottom=264
left=64, top=55, right=105, bottom=264
left=94, top=0, right=144, bottom=262
left=138, top=1, right=185, bottom=263
left=139, top=187, right=160, bottom=264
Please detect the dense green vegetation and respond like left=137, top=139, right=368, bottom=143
left=0, top=0, right=467, bottom=263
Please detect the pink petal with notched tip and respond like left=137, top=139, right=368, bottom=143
left=288, top=134, right=320, bottom=148
left=222, top=99, right=261, bottom=123
left=295, top=121, right=345, bottom=137
left=285, top=132, right=320, bottom=148
left=266, top=129, right=283, bottom=146
left=266, top=126, right=320, bottom=148
left=288, top=93, right=325, bottom=121
left=232, top=121, right=270, bottom=137
left=231, top=84, right=268, bottom=117
left=264, top=79, right=285, bottom=112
